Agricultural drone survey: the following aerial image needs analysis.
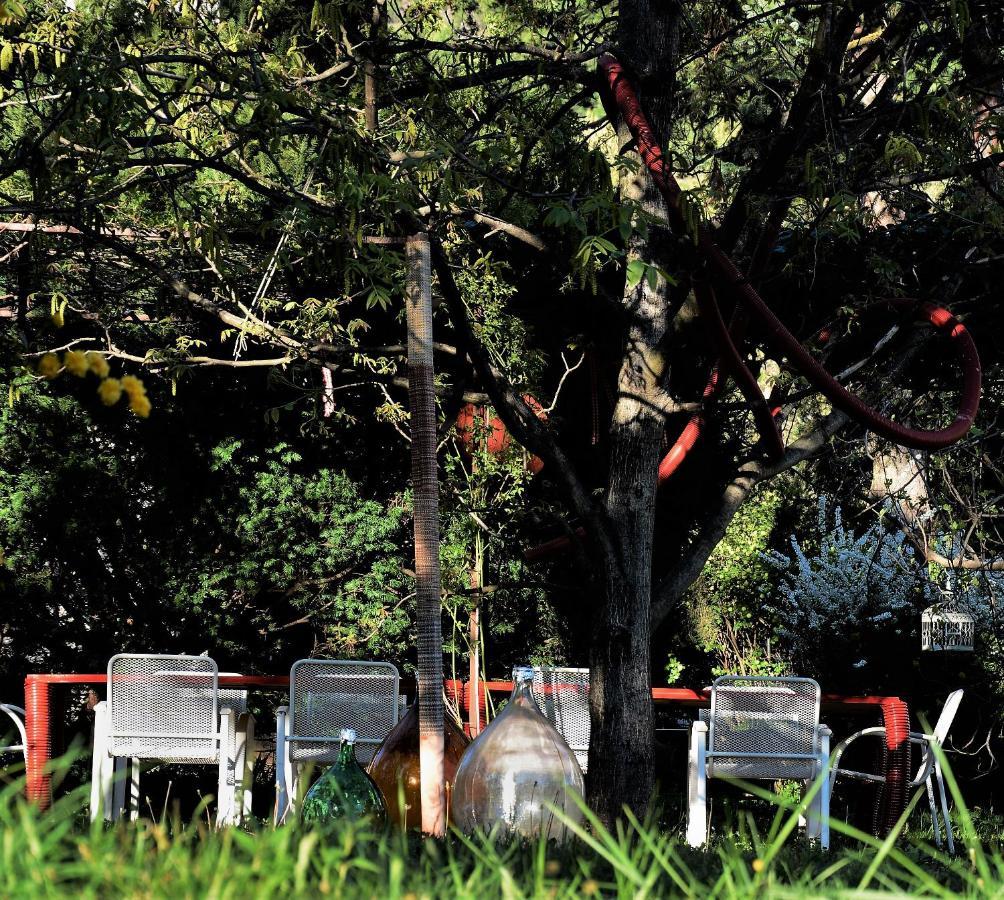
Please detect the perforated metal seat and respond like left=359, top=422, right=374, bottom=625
left=688, top=676, right=832, bottom=849
left=274, top=659, right=400, bottom=822
left=90, top=654, right=255, bottom=827
left=531, top=667, right=590, bottom=772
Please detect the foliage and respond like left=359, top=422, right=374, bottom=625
left=685, top=489, right=786, bottom=678
left=0, top=368, right=416, bottom=682
left=170, top=440, right=412, bottom=663
left=763, top=498, right=934, bottom=687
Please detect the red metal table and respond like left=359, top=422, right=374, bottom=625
left=25, top=673, right=911, bottom=835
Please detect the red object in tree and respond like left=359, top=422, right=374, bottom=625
left=524, top=56, right=983, bottom=564
left=599, top=54, right=981, bottom=451
left=455, top=395, right=546, bottom=473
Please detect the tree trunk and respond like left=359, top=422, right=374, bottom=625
left=586, top=0, right=681, bottom=823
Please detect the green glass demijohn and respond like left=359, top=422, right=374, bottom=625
left=301, top=728, right=387, bottom=827
left=450, top=665, right=585, bottom=842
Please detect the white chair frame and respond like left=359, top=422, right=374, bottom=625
left=829, top=689, right=963, bottom=854
left=90, top=654, right=255, bottom=827
left=0, top=704, right=27, bottom=769
left=687, top=675, right=832, bottom=849
left=275, top=659, right=400, bottom=823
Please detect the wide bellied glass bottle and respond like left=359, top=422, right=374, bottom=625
left=301, top=727, right=387, bottom=827
left=367, top=702, right=470, bottom=829
left=450, top=665, right=585, bottom=842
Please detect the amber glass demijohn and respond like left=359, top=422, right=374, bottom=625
left=301, top=728, right=387, bottom=827
left=367, top=701, right=469, bottom=829
left=450, top=666, right=585, bottom=842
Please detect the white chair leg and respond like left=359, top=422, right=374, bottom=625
left=926, top=776, right=943, bottom=849
left=90, top=701, right=111, bottom=823
left=237, top=713, right=256, bottom=822
left=934, top=760, right=954, bottom=855
left=686, top=721, right=709, bottom=847
left=818, top=728, right=831, bottom=850
left=285, top=757, right=299, bottom=819
left=216, top=708, right=237, bottom=828
left=111, top=756, right=128, bottom=822
left=275, top=706, right=289, bottom=825
left=129, top=757, right=141, bottom=821
left=799, top=782, right=815, bottom=839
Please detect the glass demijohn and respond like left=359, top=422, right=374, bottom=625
left=450, top=665, right=585, bottom=842
left=367, top=701, right=470, bottom=829
left=301, top=728, right=387, bottom=827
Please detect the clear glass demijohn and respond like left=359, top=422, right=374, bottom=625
left=450, top=666, right=585, bottom=842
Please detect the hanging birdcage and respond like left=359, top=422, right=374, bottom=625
left=921, top=588, right=976, bottom=652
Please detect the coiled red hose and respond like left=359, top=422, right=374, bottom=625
left=525, top=55, right=982, bottom=561
left=599, top=54, right=981, bottom=450
left=876, top=697, right=912, bottom=836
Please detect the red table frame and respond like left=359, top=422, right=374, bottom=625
left=25, top=673, right=911, bottom=834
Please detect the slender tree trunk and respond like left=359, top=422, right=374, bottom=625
left=405, top=233, right=446, bottom=836
left=586, top=0, right=681, bottom=824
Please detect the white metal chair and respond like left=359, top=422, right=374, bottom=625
left=90, top=654, right=255, bottom=827
left=0, top=704, right=27, bottom=771
left=274, top=659, right=400, bottom=823
left=687, top=675, right=832, bottom=849
left=531, top=667, right=590, bottom=772
left=830, top=689, right=963, bottom=853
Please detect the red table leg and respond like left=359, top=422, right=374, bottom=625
left=24, top=675, right=53, bottom=809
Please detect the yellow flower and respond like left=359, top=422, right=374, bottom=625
left=37, top=353, right=61, bottom=379
left=98, top=377, right=123, bottom=406
left=581, top=880, right=600, bottom=896
left=752, top=858, right=766, bottom=874
left=63, top=350, right=89, bottom=378
left=86, top=352, right=110, bottom=378
left=129, top=393, right=152, bottom=418
left=120, top=375, right=147, bottom=400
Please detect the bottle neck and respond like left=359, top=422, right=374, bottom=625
left=510, top=674, right=537, bottom=707
left=337, top=739, right=357, bottom=766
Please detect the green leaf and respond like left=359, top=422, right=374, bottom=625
left=626, top=258, right=645, bottom=288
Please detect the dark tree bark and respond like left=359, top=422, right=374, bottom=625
left=585, top=0, right=682, bottom=824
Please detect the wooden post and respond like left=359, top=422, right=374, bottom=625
left=405, top=233, right=446, bottom=836
left=468, top=529, right=483, bottom=737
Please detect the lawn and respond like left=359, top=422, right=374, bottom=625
left=4, top=756, right=1000, bottom=899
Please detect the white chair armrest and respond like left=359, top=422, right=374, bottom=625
left=0, top=704, right=27, bottom=755
left=830, top=726, right=888, bottom=785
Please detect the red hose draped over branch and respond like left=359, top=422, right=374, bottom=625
left=599, top=54, right=981, bottom=452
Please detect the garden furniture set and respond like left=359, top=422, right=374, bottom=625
left=12, top=660, right=961, bottom=847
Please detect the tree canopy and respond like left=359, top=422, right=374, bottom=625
left=3, top=0, right=1004, bottom=821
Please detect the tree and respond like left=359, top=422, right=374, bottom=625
left=3, top=0, right=1004, bottom=824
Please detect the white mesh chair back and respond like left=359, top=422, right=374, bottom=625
left=288, top=660, right=400, bottom=766
left=707, top=676, right=821, bottom=779
left=217, top=674, right=248, bottom=716
left=932, top=690, right=964, bottom=747
left=107, top=654, right=220, bottom=762
left=532, top=667, right=590, bottom=772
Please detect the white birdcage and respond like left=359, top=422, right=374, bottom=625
left=921, top=588, right=975, bottom=652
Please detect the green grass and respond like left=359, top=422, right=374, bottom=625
left=3, top=750, right=1002, bottom=899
